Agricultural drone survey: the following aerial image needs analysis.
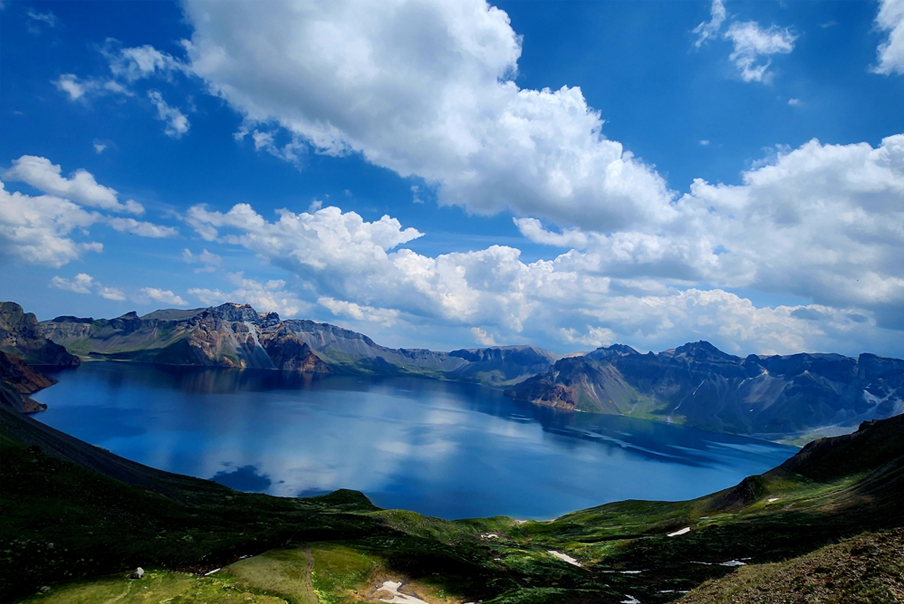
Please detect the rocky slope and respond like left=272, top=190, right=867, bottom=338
left=505, top=341, right=904, bottom=437
left=41, top=303, right=558, bottom=384
left=0, top=302, right=79, bottom=367
left=0, top=352, right=55, bottom=413
left=41, top=304, right=329, bottom=372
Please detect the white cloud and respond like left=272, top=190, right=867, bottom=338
left=50, top=273, right=94, bottom=294
left=318, top=297, right=399, bottom=326
left=181, top=0, right=673, bottom=231
left=182, top=247, right=221, bottom=272
left=147, top=90, right=190, bottom=138
left=699, top=139, right=711, bottom=146
left=874, top=0, right=904, bottom=75
left=788, top=98, right=802, bottom=106
left=693, top=0, right=726, bottom=47
left=3, top=155, right=144, bottom=214
left=138, top=287, right=187, bottom=306
left=0, top=180, right=102, bottom=267
left=105, top=42, right=184, bottom=82
left=189, top=273, right=308, bottom=316
left=106, top=217, right=179, bottom=238
left=53, top=74, right=133, bottom=102
left=94, top=142, right=108, bottom=154
left=98, top=287, right=127, bottom=301
left=470, top=326, right=496, bottom=346
left=559, top=326, right=615, bottom=348
left=26, top=9, right=57, bottom=32
left=50, top=273, right=126, bottom=301
left=183, top=127, right=904, bottom=353
left=724, top=21, right=796, bottom=83
left=54, top=74, right=89, bottom=101
left=513, top=217, right=589, bottom=248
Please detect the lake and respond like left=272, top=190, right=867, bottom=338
left=34, top=362, right=797, bottom=520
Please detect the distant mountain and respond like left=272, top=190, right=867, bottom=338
left=0, top=301, right=80, bottom=367
left=40, top=303, right=558, bottom=385
left=505, top=341, right=904, bottom=437
left=41, top=303, right=328, bottom=373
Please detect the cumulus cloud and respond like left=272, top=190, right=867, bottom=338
left=104, top=42, right=184, bottom=82
left=0, top=180, right=102, bottom=267
left=724, top=21, right=796, bottom=83
left=470, top=326, right=496, bottom=346
left=189, top=273, right=308, bottom=316
left=318, top=297, right=399, bottom=326
left=106, top=217, right=179, bottom=238
left=147, top=90, right=190, bottom=138
left=1, top=156, right=177, bottom=265
left=53, top=74, right=132, bottom=101
left=98, top=287, right=127, bottom=301
left=874, top=0, right=904, bottom=75
left=50, top=273, right=94, bottom=294
left=3, top=155, right=143, bottom=214
left=693, top=0, right=726, bottom=47
left=515, top=134, right=904, bottom=331
left=138, top=287, right=187, bottom=306
left=183, top=196, right=902, bottom=355
left=180, top=0, right=673, bottom=231
left=182, top=248, right=222, bottom=272
left=50, top=273, right=126, bottom=301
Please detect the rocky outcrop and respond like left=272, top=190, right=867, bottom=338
left=506, top=341, right=904, bottom=437
left=0, top=352, right=55, bottom=413
left=0, top=302, right=80, bottom=367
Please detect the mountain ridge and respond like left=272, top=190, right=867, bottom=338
left=505, top=340, right=904, bottom=438
left=40, top=303, right=560, bottom=387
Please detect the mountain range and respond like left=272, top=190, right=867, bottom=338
left=39, top=302, right=558, bottom=386
left=505, top=340, right=904, bottom=438
left=5, top=300, right=902, bottom=439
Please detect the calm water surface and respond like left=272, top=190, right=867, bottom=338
left=35, top=362, right=797, bottom=520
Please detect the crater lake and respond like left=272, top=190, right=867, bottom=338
left=34, top=362, right=797, bottom=520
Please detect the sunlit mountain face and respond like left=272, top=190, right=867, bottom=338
left=1, top=0, right=903, bottom=360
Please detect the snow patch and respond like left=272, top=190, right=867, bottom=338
left=548, top=550, right=582, bottom=567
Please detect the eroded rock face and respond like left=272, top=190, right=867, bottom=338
left=505, top=341, right=904, bottom=437
left=0, top=352, right=54, bottom=413
left=0, top=302, right=80, bottom=367
left=42, top=303, right=329, bottom=373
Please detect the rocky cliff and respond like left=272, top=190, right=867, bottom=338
left=41, top=304, right=558, bottom=384
left=41, top=303, right=329, bottom=372
left=505, top=341, right=904, bottom=437
left=0, top=352, right=55, bottom=413
left=0, top=301, right=80, bottom=367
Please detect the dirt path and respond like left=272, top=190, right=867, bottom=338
left=99, top=582, right=132, bottom=604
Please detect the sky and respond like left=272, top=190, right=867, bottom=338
left=1, top=0, right=903, bottom=357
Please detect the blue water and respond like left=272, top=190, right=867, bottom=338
left=34, top=362, right=797, bottom=520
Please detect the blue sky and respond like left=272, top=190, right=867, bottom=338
left=1, top=0, right=903, bottom=357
